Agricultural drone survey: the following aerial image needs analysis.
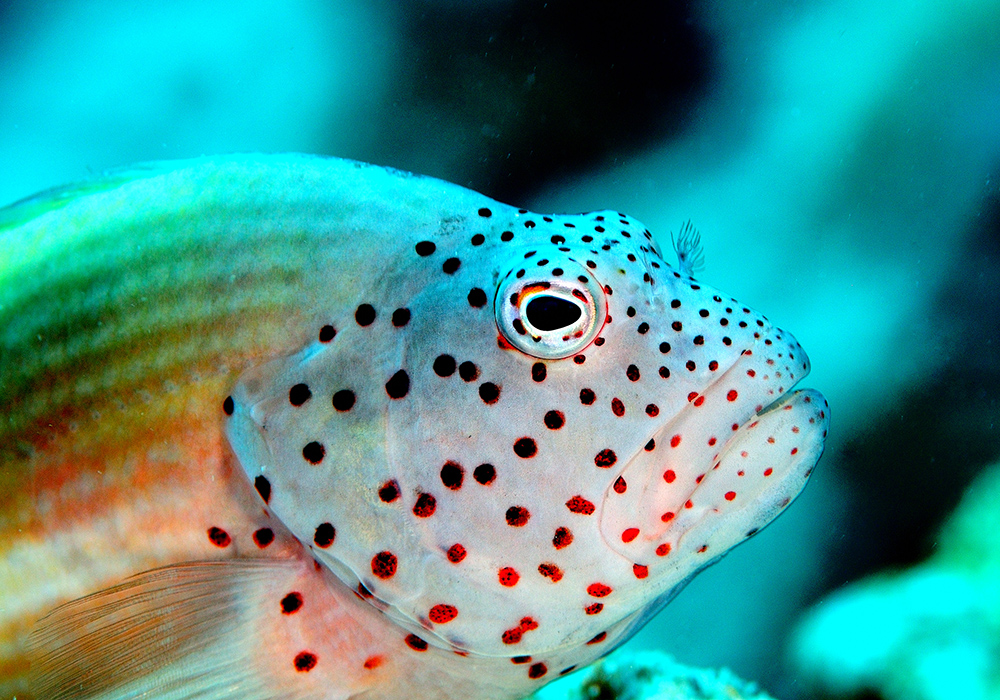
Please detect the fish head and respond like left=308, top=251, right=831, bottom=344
left=224, top=205, right=829, bottom=659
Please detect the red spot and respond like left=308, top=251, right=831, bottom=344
left=621, top=528, right=639, bottom=543
left=412, top=492, right=436, bottom=517
left=725, top=491, right=737, bottom=501
left=670, top=435, right=682, bottom=448
left=656, top=543, right=672, bottom=556
left=633, top=564, right=649, bottom=579
left=553, top=526, right=574, bottom=548
left=685, top=500, right=693, bottom=509
left=538, top=563, right=564, bottom=582
left=528, top=662, right=548, bottom=679
left=585, top=603, right=604, bottom=615
left=697, top=545, right=708, bottom=553
left=587, top=583, right=612, bottom=598
left=693, top=395, right=705, bottom=407
left=613, top=476, right=627, bottom=493
left=252, top=528, right=273, bottom=548
left=447, top=543, right=467, bottom=563
left=586, top=631, right=607, bottom=644
left=357, top=583, right=373, bottom=599
left=645, top=403, right=659, bottom=417
left=663, top=469, right=676, bottom=483
left=363, top=655, right=384, bottom=670
left=740, top=451, right=749, bottom=458
left=660, top=511, right=674, bottom=522
left=764, top=468, right=773, bottom=476
left=767, top=436, right=775, bottom=444
left=727, top=389, right=738, bottom=401
left=566, top=496, right=595, bottom=515
left=695, top=473, right=704, bottom=484
left=502, top=627, right=523, bottom=645
left=371, top=551, right=398, bottom=579
left=404, top=634, right=428, bottom=651
left=687, top=391, right=698, bottom=402
left=747, top=369, right=756, bottom=377
left=732, top=423, right=740, bottom=431
left=506, top=506, right=531, bottom=526
left=280, top=592, right=303, bottom=614
left=520, top=617, right=538, bottom=631
left=207, top=527, right=231, bottom=548
left=429, top=604, right=458, bottom=624
left=497, top=334, right=514, bottom=350
left=791, top=447, right=799, bottom=455
left=499, top=567, right=520, bottom=587
left=738, top=470, right=745, bottom=476
left=611, top=397, right=625, bottom=416
left=594, top=448, right=617, bottom=468
left=708, top=437, right=717, bottom=446
left=294, top=651, right=317, bottom=672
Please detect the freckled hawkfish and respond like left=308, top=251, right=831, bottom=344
left=0, top=155, right=829, bottom=700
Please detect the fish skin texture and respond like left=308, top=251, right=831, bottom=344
left=0, top=155, right=829, bottom=699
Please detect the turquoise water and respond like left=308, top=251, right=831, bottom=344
left=2, top=1, right=998, bottom=698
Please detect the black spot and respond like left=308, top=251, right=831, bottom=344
left=314, top=523, right=335, bottom=548
left=671, top=321, right=682, bottom=331
left=573, top=355, right=586, bottom=364
left=699, top=309, right=710, bottom=317
left=512, top=318, right=527, bottom=335
left=332, top=390, right=356, bottom=411
left=626, top=365, right=640, bottom=381
left=474, top=463, right=496, bottom=485
left=671, top=299, right=681, bottom=308
left=659, top=342, right=671, bottom=353
left=627, top=306, right=636, bottom=317
left=392, top=308, right=411, bottom=327
left=478, top=207, right=492, bottom=217
left=442, top=257, right=461, bottom=274
left=255, top=475, right=271, bottom=503
left=532, top=362, right=547, bottom=382
left=459, top=361, right=480, bottom=382
left=294, top=651, right=317, bottom=671
left=580, top=388, right=596, bottom=405
left=281, top=592, right=303, bottom=614
left=479, top=382, right=501, bottom=404
left=467, top=287, right=487, bottom=308
left=513, top=437, right=537, bottom=458
left=356, top=304, right=376, bottom=326
left=289, top=383, right=311, bottom=406
left=385, top=370, right=410, bottom=399
left=434, top=354, right=457, bottom=377
left=440, top=462, right=464, bottom=490
left=637, top=322, right=649, bottom=334
left=302, top=441, right=325, bottom=464
left=253, top=528, right=274, bottom=547
left=379, top=480, right=400, bottom=502
left=644, top=438, right=656, bottom=451
left=659, top=366, right=670, bottom=378
left=471, top=233, right=485, bottom=246
left=207, top=527, right=230, bottom=547
left=319, top=324, right=336, bottom=342
left=544, top=410, right=565, bottom=429
left=686, top=360, right=696, bottom=371
left=501, top=231, right=514, bottom=242
left=223, top=396, right=234, bottom=415
left=693, top=335, right=704, bottom=345
left=415, top=241, right=436, bottom=256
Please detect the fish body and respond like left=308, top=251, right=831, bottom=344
left=0, top=155, right=829, bottom=699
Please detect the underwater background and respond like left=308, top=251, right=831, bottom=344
left=1, top=1, right=998, bottom=698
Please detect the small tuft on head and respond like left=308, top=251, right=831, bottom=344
left=672, top=220, right=705, bottom=277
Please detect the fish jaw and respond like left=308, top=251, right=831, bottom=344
left=600, top=321, right=829, bottom=590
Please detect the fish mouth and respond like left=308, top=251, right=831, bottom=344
left=599, top=328, right=829, bottom=576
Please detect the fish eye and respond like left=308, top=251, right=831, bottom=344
left=495, top=258, right=607, bottom=359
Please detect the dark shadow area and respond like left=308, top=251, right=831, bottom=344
left=827, top=192, right=1000, bottom=581
left=359, top=0, right=713, bottom=202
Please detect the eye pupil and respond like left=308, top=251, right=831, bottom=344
left=526, top=295, right=582, bottom=331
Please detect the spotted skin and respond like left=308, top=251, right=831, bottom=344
left=3, top=156, right=829, bottom=700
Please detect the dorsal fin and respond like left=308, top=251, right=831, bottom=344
left=28, top=558, right=333, bottom=700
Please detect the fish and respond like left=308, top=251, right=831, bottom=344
left=0, top=154, right=829, bottom=699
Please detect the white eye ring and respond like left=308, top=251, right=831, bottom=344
left=495, top=258, right=607, bottom=359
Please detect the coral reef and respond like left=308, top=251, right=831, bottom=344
left=532, top=651, right=775, bottom=700
left=791, top=460, right=1000, bottom=700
